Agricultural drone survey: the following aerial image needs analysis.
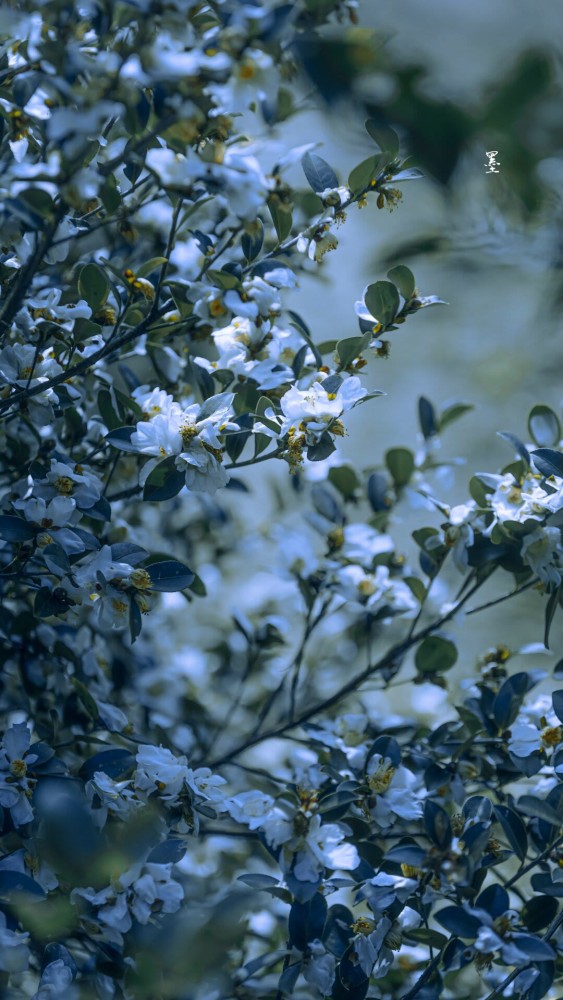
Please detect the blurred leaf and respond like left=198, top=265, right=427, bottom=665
left=528, top=405, right=561, bottom=448
left=415, top=635, right=458, bottom=674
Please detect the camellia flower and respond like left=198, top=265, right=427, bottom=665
left=520, top=526, right=562, bottom=585
left=131, top=391, right=238, bottom=494
left=0, top=723, right=38, bottom=827
left=366, top=755, right=425, bottom=827
left=279, top=376, right=367, bottom=444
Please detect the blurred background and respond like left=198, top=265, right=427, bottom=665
left=246, top=0, right=563, bottom=690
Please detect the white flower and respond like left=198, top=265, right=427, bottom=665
left=87, top=771, right=140, bottom=827
left=33, top=460, right=102, bottom=510
left=353, top=916, right=394, bottom=978
left=292, top=815, right=359, bottom=882
left=135, top=745, right=191, bottom=802
left=520, top=526, right=561, bottom=585
left=302, top=940, right=336, bottom=996
left=367, top=755, right=425, bottom=826
left=339, top=523, right=394, bottom=564
left=146, top=146, right=270, bottom=220
left=227, top=790, right=277, bottom=830
left=280, top=376, right=367, bottom=443
left=32, top=959, right=77, bottom=1000
left=0, top=723, right=37, bottom=827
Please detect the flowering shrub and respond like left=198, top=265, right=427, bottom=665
left=1, top=2, right=563, bottom=999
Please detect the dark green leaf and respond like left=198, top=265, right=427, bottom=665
left=129, top=598, right=142, bottom=643
left=522, top=895, right=558, bottom=931
left=544, top=586, right=561, bottom=649
left=307, top=432, right=336, bottom=462
left=0, top=515, right=35, bottom=542
left=237, top=874, right=279, bottom=890
left=415, top=635, right=458, bottom=674
left=142, top=457, right=185, bottom=501
left=288, top=894, right=327, bottom=951
left=302, top=151, right=339, bottom=193
left=494, top=804, right=528, bottom=861
left=367, top=471, right=390, bottom=512
left=553, top=690, right=563, bottom=724
left=105, top=426, right=138, bottom=452
left=497, top=431, right=530, bottom=465
left=268, top=196, right=292, bottom=243
left=532, top=448, right=563, bottom=478
left=439, top=402, right=474, bottom=431
left=493, top=672, right=536, bottom=730
left=336, top=335, right=370, bottom=368
left=241, top=219, right=264, bottom=262
left=364, top=281, right=400, bottom=328
left=0, top=871, right=46, bottom=899
left=147, top=560, right=195, bottom=591
left=424, top=799, right=452, bottom=849
left=364, top=121, right=400, bottom=157
left=528, top=405, right=561, bottom=448
left=80, top=749, right=135, bottom=782
left=347, top=154, right=387, bottom=195
left=387, top=264, right=415, bottom=299
left=517, top=795, right=563, bottom=827
left=147, top=839, right=187, bottom=864
left=435, top=906, right=481, bottom=938
left=78, top=263, right=110, bottom=312
left=418, top=396, right=438, bottom=439
left=385, top=447, right=414, bottom=487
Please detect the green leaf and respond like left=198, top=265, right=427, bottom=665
left=544, top=585, right=560, bottom=649
left=385, top=447, right=414, bottom=487
left=415, top=635, right=458, bottom=674
left=100, top=174, right=121, bottom=213
left=187, top=572, right=207, bottom=597
left=528, top=405, right=561, bottom=447
left=365, top=121, right=400, bottom=158
left=241, top=219, right=264, bottom=262
left=142, top=457, right=185, bottom=502
left=0, top=515, right=35, bottom=542
left=404, top=576, right=427, bottom=603
left=364, top=281, right=400, bottom=327
left=328, top=466, right=359, bottom=499
left=336, top=334, right=370, bottom=369
left=136, top=256, right=168, bottom=278
left=78, top=262, right=109, bottom=312
left=439, top=401, right=474, bottom=431
left=469, top=474, right=494, bottom=506
left=206, top=268, right=241, bottom=291
left=268, top=196, right=292, bottom=243
left=418, top=396, right=438, bottom=439
left=424, top=800, right=452, bottom=848
left=387, top=265, right=415, bottom=299
left=147, top=560, right=195, bottom=591
left=494, top=804, right=528, bottom=862
left=532, top=447, right=563, bottom=479
left=105, top=426, right=138, bottom=452
left=302, top=151, right=339, bottom=193
left=71, top=677, right=99, bottom=720
left=98, top=390, right=121, bottom=431
left=129, top=598, right=142, bottom=643
left=347, top=153, right=387, bottom=195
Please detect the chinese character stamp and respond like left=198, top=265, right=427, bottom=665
left=485, top=150, right=500, bottom=174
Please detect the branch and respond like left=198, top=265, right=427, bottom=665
left=398, top=953, right=441, bottom=1000
left=0, top=302, right=172, bottom=417
left=0, top=203, right=67, bottom=339
left=205, top=568, right=495, bottom=769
